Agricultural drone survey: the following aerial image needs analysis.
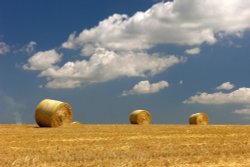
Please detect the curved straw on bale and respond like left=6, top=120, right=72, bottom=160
left=72, top=121, right=80, bottom=124
left=189, top=112, right=208, bottom=125
left=35, top=99, right=73, bottom=127
left=130, top=110, right=151, bottom=125
left=71, top=121, right=81, bottom=126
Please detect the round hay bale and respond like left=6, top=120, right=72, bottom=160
left=129, top=110, right=151, bottom=125
left=35, top=99, right=73, bottom=127
left=189, top=112, right=208, bottom=125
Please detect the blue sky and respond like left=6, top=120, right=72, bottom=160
left=1, top=0, right=250, bottom=124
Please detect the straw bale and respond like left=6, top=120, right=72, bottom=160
left=130, top=110, right=151, bottom=125
left=35, top=99, right=72, bottom=127
left=189, top=112, right=208, bottom=125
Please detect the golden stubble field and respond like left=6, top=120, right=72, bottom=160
left=1, top=124, right=250, bottom=167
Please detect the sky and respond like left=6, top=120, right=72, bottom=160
left=1, top=0, right=250, bottom=124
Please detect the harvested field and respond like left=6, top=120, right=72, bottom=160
left=1, top=124, right=250, bottom=167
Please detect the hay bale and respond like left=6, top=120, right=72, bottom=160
left=35, top=99, right=73, bottom=127
left=129, top=110, right=151, bottom=125
left=189, top=112, right=208, bottom=125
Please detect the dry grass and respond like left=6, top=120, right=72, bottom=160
left=1, top=124, right=250, bottom=166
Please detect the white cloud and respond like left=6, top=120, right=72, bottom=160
left=25, top=41, right=37, bottom=54
left=234, top=106, right=250, bottom=119
left=40, top=48, right=184, bottom=88
left=234, top=108, right=250, bottom=115
left=0, top=42, right=10, bottom=55
left=19, top=41, right=37, bottom=54
left=179, top=80, right=183, bottom=85
left=80, top=44, right=95, bottom=56
left=216, top=82, right=234, bottom=90
left=23, top=49, right=62, bottom=70
left=62, top=0, right=250, bottom=51
left=122, top=80, right=169, bottom=96
left=45, top=79, right=81, bottom=89
left=184, top=87, right=250, bottom=104
left=23, top=0, right=250, bottom=89
left=185, top=47, right=201, bottom=55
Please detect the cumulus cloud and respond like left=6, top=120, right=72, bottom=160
left=62, top=0, right=250, bottom=51
left=185, top=47, right=201, bottom=55
left=216, top=82, right=234, bottom=90
left=80, top=44, right=95, bottom=56
left=122, top=80, right=169, bottom=96
left=0, top=42, right=10, bottom=55
left=23, top=49, right=62, bottom=70
left=184, top=87, right=250, bottom=104
left=23, top=0, right=250, bottom=89
left=40, top=48, right=183, bottom=88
